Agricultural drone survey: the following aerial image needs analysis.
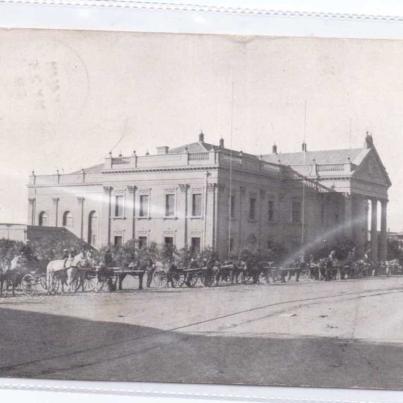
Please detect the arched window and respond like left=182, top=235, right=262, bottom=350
left=88, top=211, right=98, bottom=246
left=38, top=211, right=48, bottom=226
left=62, top=211, right=73, bottom=228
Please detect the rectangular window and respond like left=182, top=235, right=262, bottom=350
left=114, top=195, right=124, bottom=217
left=192, top=193, right=202, bottom=216
left=139, top=195, right=149, bottom=217
left=230, top=195, right=235, bottom=218
left=164, top=237, right=174, bottom=246
left=138, top=236, right=147, bottom=249
left=114, top=236, right=123, bottom=247
left=249, top=198, right=256, bottom=220
left=165, top=194, right=175, bottom=217
left=191, top=237, right=201, bottom=253
left=292, top=200, right=302, bottom=224
left=229, top=237, right=234, bottom=252
left=268, top=200, right=274, bottom=222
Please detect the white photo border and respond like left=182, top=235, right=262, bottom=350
left=1, top=1, right=403, bottom=402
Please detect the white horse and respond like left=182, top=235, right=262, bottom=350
left=46, top=252, right=87, bottom=294
left=10, top=255, right=24, bottom=271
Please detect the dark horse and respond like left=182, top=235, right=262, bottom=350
left=318, top=258, right=338, bottom=281
left=115, top=259, right=150, bottom=290
left=0, top=256, right=27, bottom=297
left=241, top=257, right=262, bottom=284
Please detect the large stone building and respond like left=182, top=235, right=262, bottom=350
left=27, top=132, right=391, bottom=260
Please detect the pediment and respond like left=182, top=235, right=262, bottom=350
left=352, top=149, right=391, bottom=187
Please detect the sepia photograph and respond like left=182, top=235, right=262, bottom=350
left=0, top=27, right=401, bottom=390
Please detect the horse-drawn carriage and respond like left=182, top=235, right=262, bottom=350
left=0, top=255, right=48, bottom=296
left=50, top=263, right=149, bottom=294
left=380, top=259, right=403, bottom=276
left=151, top=260, right=219, bottom=288
left=307, top=257, right=372, bottom=281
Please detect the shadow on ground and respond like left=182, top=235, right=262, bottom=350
left=0, top=306, right=402, bottom=390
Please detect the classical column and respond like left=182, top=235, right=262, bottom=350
left=353, top=195, right=369, bottom=252
left=239, top=186, right=245, bottom=251
left=370, top=198, right=378, bottom=263
left=379, top=200, right=388, bottom=261
left=52, top=197, right=59, bottom=227
left=207, top=182, right=217, bottom=252
left=28, top=198, right=36, bottom=225
left=77, top=197, right=85, bottom=239
left=179, top=184, right=189, bottom=250
left=127, top=186, right=137, bottom=241
left=103, top=186, right=113, bottom=246
left=214, top=184, right=219, bottom=254
left=210, top=183, right=219, bottom=253
left=258, top=190, right=265, bottom=250
left=203, top=172, right=210, bottom=250
left=344, top=194, right=353, bottom=240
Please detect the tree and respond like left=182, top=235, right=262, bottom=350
left=387, top=238, right=402, bottom=261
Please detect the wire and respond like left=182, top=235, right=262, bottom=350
left=228, top=81, right=234, bottom=258
left=109, top=118, right=129, bottom=154
left=301, top=101, right=307, bottom=247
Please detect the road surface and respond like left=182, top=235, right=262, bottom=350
left=1, top=276, right=403, bottom=389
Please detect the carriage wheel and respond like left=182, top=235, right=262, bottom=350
left=186, top=273, right=199, bottom=288
left=171, top=272, right=185, bottom=288
left=48, top=276, right=61, bottom=294
left=70, top=276, right=83, bottom=293
left=298, top=269, right=309, bottom=282
left=84, top=276, right=98, bottom=292
left=39, top=275, right=48, bottom=292
left=21, top=273, right=36, bottom=296
left=153, top=271, right=167, bottom=288
left=258, top=271, right=269, bottom=285
left=203, top=273, right=215, bottom=287
left=242, top=273, right=253, bottom=284
left=95, top=277, right=108, bottom=292
left=237, top=270, right=245, bottom=284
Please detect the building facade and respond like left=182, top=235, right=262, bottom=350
left=27, top=132, right=391, bottom=261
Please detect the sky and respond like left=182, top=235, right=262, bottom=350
left=0, top=29, right=402, bottom=229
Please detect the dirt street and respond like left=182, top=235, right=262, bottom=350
left=1, top=276, right=403, bottom=389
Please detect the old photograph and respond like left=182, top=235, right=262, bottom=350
left=0, top=28, right=401, bottom=390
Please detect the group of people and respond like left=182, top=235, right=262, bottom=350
left=287, top=247, right=377, bottom=282
left=0, top=242, right=394, bottom=297
left=93, top=246, right=382, bottom=285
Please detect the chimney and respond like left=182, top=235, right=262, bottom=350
left=272, top=144, right=278, bottom=154
left=104, top=152, right=112, bottom=169
left=302, top=142, right=307, bottom=152
left=365, top=131, right=374, bottom=148
left=157, top=146, right=169, bottom=154
left=313, top=158, right=318, bottom=177
left=199, top=131, right=205, bottom=143
left=219, top=138, right=224, bottom=148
